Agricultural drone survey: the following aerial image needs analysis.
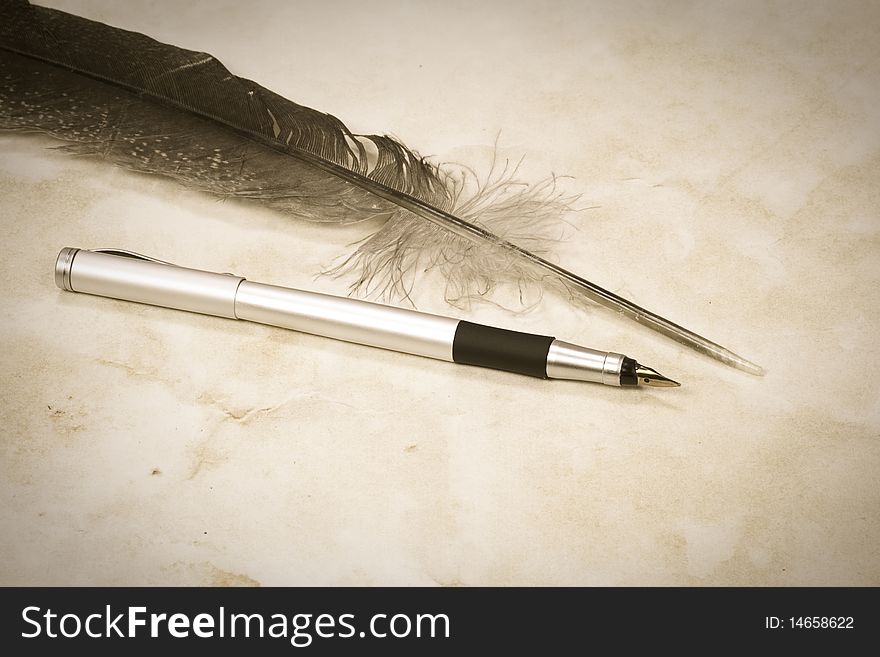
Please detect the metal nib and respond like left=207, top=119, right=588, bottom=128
left=635, top=364, right=680, bottom=387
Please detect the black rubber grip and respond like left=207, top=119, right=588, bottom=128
left=452, top=321, right=555, bottom=378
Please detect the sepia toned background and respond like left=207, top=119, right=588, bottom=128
left=1, top=0, right=878, bottom=585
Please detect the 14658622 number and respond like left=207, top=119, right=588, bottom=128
left=790, top=617, right=854, bottom=629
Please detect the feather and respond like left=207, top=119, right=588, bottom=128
left=0, top=0, right=761, bottom=373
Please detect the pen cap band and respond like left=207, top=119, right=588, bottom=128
left=55, top=247, right=79, bottom=292
left=55, top=248, right=244, bottom=319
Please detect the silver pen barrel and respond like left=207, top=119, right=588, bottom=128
left=55, top=247, right=458, bottom=362
left=54, top=248, right=679, bottom=387
left=234, top=281, right=457, bottom=361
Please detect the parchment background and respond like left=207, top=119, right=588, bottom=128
left=1, top=0, right=878, bottom=585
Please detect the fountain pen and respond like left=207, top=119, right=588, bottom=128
left=54, top=248, right=680, bottom=388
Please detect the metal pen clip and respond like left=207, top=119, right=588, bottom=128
left=57, top=248, right=183, bottom=291
left=91, top=248, right=176, bottom=266
left=90, top=248, right=238, bottom=277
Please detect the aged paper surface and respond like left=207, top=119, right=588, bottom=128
left=1, top=0, right=878, bottom=585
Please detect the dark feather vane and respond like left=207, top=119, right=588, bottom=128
left=0, top=0, right=760, bottom=371
left=0, top=0, right=450, bottom=219
left=0, top=0, right=566, bottom=305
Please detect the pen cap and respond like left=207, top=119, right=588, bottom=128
left=55, top=247, right=244, bottom=319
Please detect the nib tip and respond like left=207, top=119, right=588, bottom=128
left=635, top=363, right=680, bottom=388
